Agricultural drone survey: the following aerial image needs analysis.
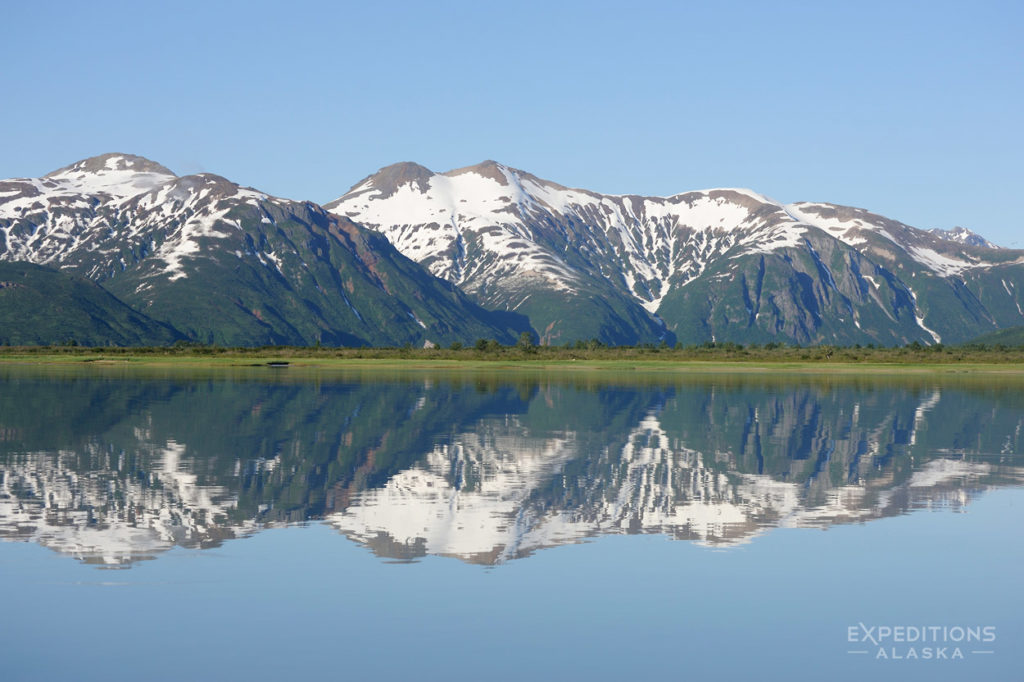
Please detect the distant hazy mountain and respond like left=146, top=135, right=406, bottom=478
left=0, top=154, right=524, bottom=346
left=927, top=225, right=1000, bottom=249
left=327, top=161, right=1024, bottom=346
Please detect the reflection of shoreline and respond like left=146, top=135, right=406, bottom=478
left=5, top=362, right=1024, bottom=392
left=0, top=376, right=1021, bottom=567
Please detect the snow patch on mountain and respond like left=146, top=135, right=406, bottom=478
left=908, top=288, right=942, bottom=343
left=43, top=166, right=174, bottom=200
left=127, top=175, right=264, bottom=280
left=784, top=203, right=874, bottom=246
left=905, top=244, right=975, bottom=276
left=0, top=174, right=165, bottom=220
left=158, top=208, right=237, bottom=281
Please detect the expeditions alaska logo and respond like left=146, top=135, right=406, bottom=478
left=847, top=623, right=996, bottom=660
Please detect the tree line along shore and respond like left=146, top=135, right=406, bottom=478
left=1, top=337, right=1023, bottom=365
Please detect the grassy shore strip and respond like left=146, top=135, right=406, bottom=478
left=0, top=347, right=1023, bottom=375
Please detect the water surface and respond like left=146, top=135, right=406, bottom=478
left=1, top=367, right=1021, bottom=680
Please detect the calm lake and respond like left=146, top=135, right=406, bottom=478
left=1, top=366, right=1021, bottom=681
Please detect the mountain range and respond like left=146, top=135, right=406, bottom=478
left=327, top=161, right=1024, bottom=346
left=2, top=153, right=1022, bottom=346
left=0, top=154, right=524, bottom=346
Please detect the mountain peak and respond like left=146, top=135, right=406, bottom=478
left=45, top=153, right=175, bottom=179
left=444, top=160, right=512, bottom=185
left=343, top=161, right=435, bottom=199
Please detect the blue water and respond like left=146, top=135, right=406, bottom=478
left=0, top=368, right=1021, bottom=681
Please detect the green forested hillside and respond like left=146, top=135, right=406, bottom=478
left=0, top=262, right=180, bottom=346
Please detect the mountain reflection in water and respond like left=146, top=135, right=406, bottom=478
left=1, top=369, right=1021, bottom=567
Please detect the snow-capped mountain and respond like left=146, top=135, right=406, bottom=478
left=327, top=161, right=1024, bottom=345
left=0, top=154, right=523, bottom=346
left=3, top=152, right=1022, bottom=346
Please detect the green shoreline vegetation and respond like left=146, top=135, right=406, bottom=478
left=1, top=339, right=1023, bottom=374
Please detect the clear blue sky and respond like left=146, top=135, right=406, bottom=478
left=4, top=0, right=1022, bottom=246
